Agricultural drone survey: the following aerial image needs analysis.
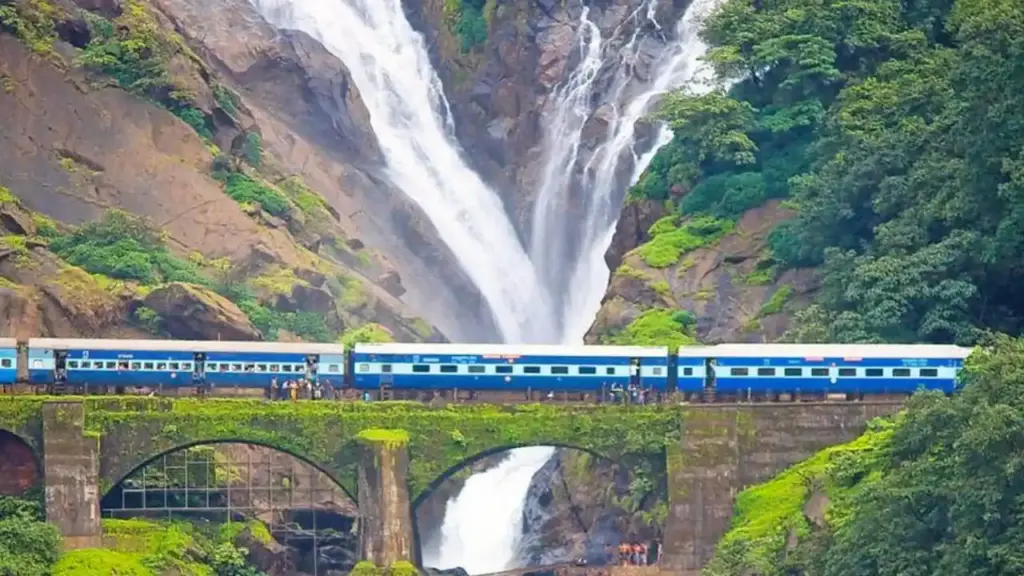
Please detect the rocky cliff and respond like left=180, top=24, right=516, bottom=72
left=406, top=0, right=688, bottom=236
left=0, top=0, right=469, bottom=341
left=585, top=199, right=819, bottom=344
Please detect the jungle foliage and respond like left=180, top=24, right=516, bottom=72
left=634, top=0, right=1024, bottom=344
left=708, top=336, right=1024, bottom=576
left=0, top=491, right=60, bottom=576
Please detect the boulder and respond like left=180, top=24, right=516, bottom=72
left=71, top=0, right=122, bottom=17
left=233, top=523, right=297, bottom=576
left=376, top=269, right=406, bottom=298
left=144, top=282, right=262, bottom=341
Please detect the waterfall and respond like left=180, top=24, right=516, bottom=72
left=247, top=0, right=722, bottom=573
left=421, top=447, right=557, bottom=574
left=530, top=0, right=719, bottom=342
left=249, top=0, right=554, bottom=344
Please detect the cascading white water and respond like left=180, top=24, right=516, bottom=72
left=248, top=0, right=721, bottom=573
left=421, top=447, right=557, bottom=573
left=530, top=0, right=720, bottom=342
left=249, top=0, right=555, bottom=344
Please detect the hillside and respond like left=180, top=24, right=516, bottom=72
left=0, top=0, right=454, bottom=342
left=703, top=335, right=1024, bottom=576
left=587, top=0, right=1024, bottom=346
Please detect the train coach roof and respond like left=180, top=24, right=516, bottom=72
left=27, top=338, right=345, bottom=355
left=0, top=338, right=17, bottom=348
left=353, top=343, right=669, bottom=357
left=678, top=343, right=973, bottom=359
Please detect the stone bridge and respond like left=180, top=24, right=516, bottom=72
left=0, top=397, right=902, bottom=574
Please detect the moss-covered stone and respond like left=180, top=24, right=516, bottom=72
left=632, top=216, right=734, bottom=268
left=0, top=398, right=684, bottom=501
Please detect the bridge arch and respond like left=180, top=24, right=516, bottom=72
left=0, top=428, right=42, bottom=496
left=103, top=439, right=357, bottom=504
left=411, top=442, right=620, bottom=511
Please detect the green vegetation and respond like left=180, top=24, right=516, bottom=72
left=635, top=0, right=1024, bottom=344
left=55, top=518, right=267, bottom=576
left=356, top=428, right=411, bottom=448
left=758, top=285, right=792, bottom=316
left=48, top=210, right=207, bottom=286
left=0, top=492, right=61, bottom=576
left=240, top=133, right=262, bottom=168
left=632, top=216, right=734, bottom=268
left=78, top=1, right=213, bottom=141
left=340, top=323, right=395, bottom=347
left=0, top=397, right=684, bottom=500
left=603, top=308, right=697, bottom=349
left=216, top=173, right=289, bottom=217
left=0, top=0, right=60, bottom=58
left=443, top=0, right=491, bottom=52
left=707, top=336, right=1024, bottom=575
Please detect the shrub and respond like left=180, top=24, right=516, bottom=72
left=219, top=173, right=289, bottom=217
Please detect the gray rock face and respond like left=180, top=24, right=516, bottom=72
left=513, top=448, right=660, bottom=568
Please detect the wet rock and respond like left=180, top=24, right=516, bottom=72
left=604, top=198, right=667, bottom=272
left=54, top=18, right=92, bottom=49
left=144, top=282, right=262, bottom=341
left=376, top=269, right=406, bottom=298
left=234, top=523, right=297, bottom=575
left=72, top=0, right=122, bottom=17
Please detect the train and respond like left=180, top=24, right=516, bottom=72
left=0, top=338, right=973, bottom=400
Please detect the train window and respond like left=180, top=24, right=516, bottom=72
left=893, top=368, right=911, bottom=377
left=865, top=368, right=884, bottom=377
left=267, top=364, right=278, bottom=372
left=232, top=363, right=243, bottom=371
left=169, top=362, right=180, bottom=370
left=131, top=362, right=141, bottom=370
left=551, top=366, right=569, bottom=375
left=157, top=363, right=167, bottom=370
left=784, top=368, right=803, bottom=377
left=683, top=367, right=693, bottom=376
left=730, top=368, right=749, bottom=376
left=468, top=365, right=486, bottom=374
left=69, top=361, right=79, bottom=369
left=257, top=365, right=268, bottom=372
left=920, top=368, right=938, bottom=377
left=328, top=364, right=339, bottom=373
left=811, top=368, right=829, bottom=377
left=524, top=366, right=541, bottom=374
left=838, top=368, right=857, bottom=377
left=381, top=364, right=393, bottom=373
left=144, top=362, right=154, bottom=370
left=220, top=364, right=229, bottom=372
left=1, top=359, right=11, bottom=368
left=652, top=367, right=663, bottom=376
left=495, top=365, right=513, bottom=374
left=244, top=363, right=256, bottom=372
left=412, top=364, right=431, bottom=373
left=182, top=362, right=192, bottom=371
left=579, top=366, right=596, bottom=375
left=106, top=362, right=116, bottom=369
left=606, top=367, right=615, bottom=375
left=440, top=365, right=458, bottom=373
left=757, top=368, right=776, bottom=376
left=358, top=363, right=370, bottom=372
left=118, top=361, right=129, bottom=370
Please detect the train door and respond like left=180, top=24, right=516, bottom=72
left=629, top=358, right=641, bottom=388
left=305, top=355, right=318, bottom=382
left=51, top=349, right=68, bottom=394
left=704, top=358, right=717, bottom=402
left=193, top=352, right=207, bottom=393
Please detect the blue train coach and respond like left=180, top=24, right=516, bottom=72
left=198, top=341, right=345, bottom=390
left=0, top=338, right=18, bottom=385
left=27, top=339, right=346, bottom=390
left=351, top=343, right=670, bottom=392
left=685, top=343, right=972, bottom=396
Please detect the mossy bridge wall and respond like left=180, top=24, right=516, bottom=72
left=0, top=398, right=900, bottom=572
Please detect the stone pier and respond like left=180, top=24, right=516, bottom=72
left=41, top=402, right=101, bottom=549
left=355, top=429, right=416, bottom=567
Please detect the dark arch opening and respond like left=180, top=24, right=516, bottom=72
left=0, top=429, right=41, bottom=496
left=103, top=439, right=356, bottom=504
left=411, top=443, right=618, bottom=511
